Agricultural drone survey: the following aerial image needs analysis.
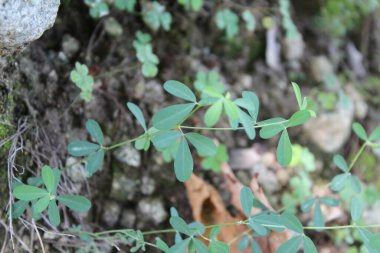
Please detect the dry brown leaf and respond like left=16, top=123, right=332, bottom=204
left=185, top=162, right=290, bottom=253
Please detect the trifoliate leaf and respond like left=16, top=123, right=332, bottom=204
left=70, top=62, right=94, bottom=101
left=242, top=10, right=256, bottom=32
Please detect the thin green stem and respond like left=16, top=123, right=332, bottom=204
left=348, top=142, right=368, bottom=170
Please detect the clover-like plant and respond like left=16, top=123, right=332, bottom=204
left=70, top=62, right=95, bottom=102
left=133, top=31, right=160, bottom=78
left=12, top=165, right=91, bottom=226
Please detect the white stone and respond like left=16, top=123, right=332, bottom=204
left=0, top=0, right=60, bottom=55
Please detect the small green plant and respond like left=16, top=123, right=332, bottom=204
left=279, top=0, right=301, bottom=40
left=84, top=0, right=109, bottom=18
left=215, top=9, right=239, bottom=39
left=114, top=0, right=136, bottom=12
left=142, top=2, right=172, bottom=31
left=70, top=62, right=95, bottom=102
left=12, top=165, right=91, bottom=226
left=177, top=0, right=203, bottom=11
left=133, top=31, right=160, bottom=77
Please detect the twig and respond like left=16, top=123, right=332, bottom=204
left=32, top=219, right=46, bottom=253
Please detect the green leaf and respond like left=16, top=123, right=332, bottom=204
left=86, top=149, right=105, bottom=175
left=277, top=236, right=302, bottom=253
left=280, top=212, right=304, bottom=233
left=240, top=186, right=254, bottom=217
left=201, top=144, right=229, bottom=172
left=242, top=10, right=256, bottom=32
left=248, top=219, right=268, bottom=236
left=68, top=141, right=100, bottom=156
left=185, top=133, right=216, bottom=157
left=253, top=212, right=285, bottom=232
left=85, top=0, right=109, bottom=18
left=192, top=238, right=210, bottom=253
left=85, top=119, right=104, bottom=145
left=209, top=241, right=229, bottom=253
left=209, top=227, right=220, bottom=240
left=114, top=0, right=136, bottom=12
left=204, top=100, right=223, bottom=127
left=369, top=125, right=380, bottom=141
left=51, top=168, right=61, bottom=195
left=11, top=200, right=28, bottom=219
left=48, top=201, right=61, bottom=227
left=215, top=9, right=239, bottom=39
left=57, top=195, right=91, bottom=212
left=333, top=154, right=349, bottom=172
left=34, top=195, right=50, bottom=213
left=313, top=202, right=325, bottom=228
left=277, top=130, right=293, bottom=166
left=238, top=109, right=256, bottom=140
left=178, top=0, right=203, bottom=11
left=303, top=236, right=318, bottom=253
left=169, top=216, right=192, bottom=236
left=41, top=165, right=55, bottom=193
left=164, top=80, right=197, bottom=102
left=155, top=237, right=169, bottom=251
left=152, top=103, right=195, bottom=130
left=152, top=131, right=182, bottom=149
left=287, top=110, right=311, bottom=127
left=291, top=82, right=302, bottom=110
left=224, top=98, right=240, bottom=128
left=127, top=102, right=147, bottom=132
left=351, top=195, right=364, bottom=222
left=242, top=91, right=259, bottom=121
left=13, top=185, right=49, bottom=201
left=251, top=240, right=262, bottom=253
left=237, top=236, right=249, bottom=251
left=133, top=31, right=159, bottom=78
left=300, top=198, right=316, bottom=212
left=188, top=222, right=206, bottom=236
left=143, top=2, right=172, bottom=31
left=259, top=124, right=285, bottom=139
left=370, top=233, right=380, bottom=249
left=358, top=228, right=380, bottom=253
left=70, top=62, right=94, bottom=101
left=350, top=175, right=362, bottom=193
left=174, top=138, right=193, bottom=182
left=167, top=238, right=191, bottom=253
left=330, top=174, right=349, bottom=192
left=319, top=196, right=339, bottom=207
left=352, top=122, right=368, bottom=141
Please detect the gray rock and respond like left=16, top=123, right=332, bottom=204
left=303, top=107, right=354, bottom=153
left=102, top=201, right=121, bottom=227
left=310, top=56, right=334, bottom=82
left=0, top=0, right=60, bottom=56
left=140, top=176, right=156, bottom=195
left=120, top=209, right=137, bottom=228
left=110, top=174, right=137, bottom=201
left=284, top=37, right=304, bottom=61
left=137, top=198, right=168, bottom=225
left=65, top=157, right=86, bottom=183
left=62, top=35, right=80, bottom=58
left=114, top=144, right=141, bottom=167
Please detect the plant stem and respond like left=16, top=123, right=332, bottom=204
left=348, top=142, right=368, bottom=170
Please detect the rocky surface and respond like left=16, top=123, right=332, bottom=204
left=0, top=0, right=60, bottom=56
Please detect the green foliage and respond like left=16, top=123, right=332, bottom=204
left=177, top=0, right=203, bottom=11
left=133, top=31, right=160, bottom=77
left=12, top=165, right=91, bottom=226
left=279, top=0, right=301, bottom=39
left=242, top=10, right=256, bottom=32
left=70, top=62, right=94, bottom=102
left=84, top=0, right=109, bottom=18
left=114, top=0, right=136, bottom=12
left=317, top=0, right=380, bottom=37
left=215, top=9, right=239, bottom=39
left=68, top=119, right=105, bottom=175
left=143, top=2, right=172, bottom=31
left=202, top=144, right=229, bottom=172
